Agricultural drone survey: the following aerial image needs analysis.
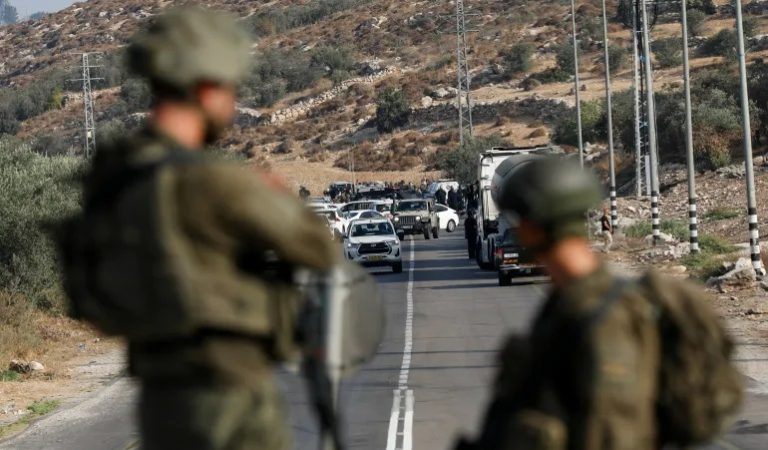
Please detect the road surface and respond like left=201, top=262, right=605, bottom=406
left=2, top=232, right=767, bottom=449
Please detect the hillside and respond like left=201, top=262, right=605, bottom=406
left=0, top=0, right=767, bottom=192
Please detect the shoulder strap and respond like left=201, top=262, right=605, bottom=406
left=582, top=277, right=634, bottom=325
left=86, top=149, right=203, bottom=213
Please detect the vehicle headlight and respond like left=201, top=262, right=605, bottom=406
left=393, top=217, right=400, bottom=222
left=415, top=216, right=421, bottom=221
left=346, top=242, right=357, bottom=249
left=385, top=239, right=399, bottom=246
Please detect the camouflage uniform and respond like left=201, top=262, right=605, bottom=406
left=479, top=265, right=660, bottom=450
left=82, top=8, right=336, bottom=450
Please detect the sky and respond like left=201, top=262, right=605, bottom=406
left=13, top=0, right=81, bottom=18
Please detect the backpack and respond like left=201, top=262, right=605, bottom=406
left=601, top=272, right=743, bottom=447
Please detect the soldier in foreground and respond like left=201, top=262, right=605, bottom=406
left=456, top=157, right=741, bottom=450
left=60, top=7, right=336, bottom=450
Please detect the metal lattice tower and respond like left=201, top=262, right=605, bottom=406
left=71, top=53, right=103, bottom=158
left=455, top=0, right=474, bottom=145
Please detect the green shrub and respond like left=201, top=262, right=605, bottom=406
left=553, top=101, right=603, bottom=147
left=699, top=30, right=738, bottom=59
left=556, top=40, right=576, bottom=76
left=652, top=37, right=682, bottom=69
left=529, top=68, right=570, bottom=84
left=120, top=78, right=152, bottom=113
left=660, top=220, right=689, bottom=241
left=501, top=43, right=535, bottom=77
left=704, top=207, right=740, bottom=221
left=31, top=135, right=70, bottom=156
left=687, top=9, right=707, bottom=37
left=247, top=0, right=369, bottom=37
left=699, top=234, right=737, bottom=253
left=375, top=87, right=411, bottom=133
left=625, top=222, right=652, bottom=238
left=0, top=137, right=83, bottom=310
left=608, top=44, right=626, bottom=73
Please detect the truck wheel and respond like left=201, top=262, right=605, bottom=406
left=432, top=226, right=439, bottom=239
left=423, top=228, right=430, bottom=240
left=393, top=262, right=403, bottom=273
left=498, top=272, right=512, bottom=286
left=446, top=220, right=456, bottom=232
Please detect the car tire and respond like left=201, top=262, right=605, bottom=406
left=446, top=220, right=456, bottom=232
left=498, top=272, right=512, bottom=286
left=432, top=226, right=439, bottom=239
left=423, top=228, right=430, bottom=240
left=393, top=262, right=403, bottom=273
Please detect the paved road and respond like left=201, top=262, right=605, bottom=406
left=2, top=232, right=767, bottom=449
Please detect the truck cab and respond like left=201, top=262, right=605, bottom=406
left=475, top=146, right=560, bottom=270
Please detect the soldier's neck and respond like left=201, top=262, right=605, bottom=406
left=544, top=237, right=600, bottom=288
left=151, top=102, right=206, bottom=150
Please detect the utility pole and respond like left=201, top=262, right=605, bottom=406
left=601, top=0, right=618, bottom=229
left=632, top=3, right=644, bottom=199
left=639, top=0, right=661, bottom=245
left=680, top=0, right=699, bottom=253
left=70, top=52, right=103, bottom=158
left=455, top=0, right=475, bottom=145
left=570, top=0, right=585, bottom=169
left=734, top=0, right=764, bottom=276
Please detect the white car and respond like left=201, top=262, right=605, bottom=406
left=435, top=204, right=460, bottom=232
left=310, top=206, right=346, bottom=238
left=339, top=200, right=392, bottom=219
left=343, top=209, right=385, bottom=224
left=344, top=219, right=403, bottom=273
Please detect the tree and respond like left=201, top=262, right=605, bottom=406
left=687, top=9, right=707, bottom=37
left=556, top=40, right=576, bottom=76
left=437, top=135, right=507, bottom=186
left=699, top=30, right=738, bottom=59
left=501, top=43, right=535, bottom=77
left=608, top=44, right=626, bottom=73
left=375, top=87, right=410, bottom=133
left=553, top=101, right=603, bottom=147
left=652, top=38, right=682, bottom=69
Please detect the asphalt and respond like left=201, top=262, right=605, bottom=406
left=1, top=231, right=767, bottom=450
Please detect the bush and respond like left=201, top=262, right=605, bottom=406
left=0, top=69, right=72, bottom=135
left=704, top=207, right=740, bottom=221
left=31, top=135, right=70, bottom=156
left=120, top=78, right=152, bottom=113
left=699, top=30, right=738, bottom=59
left=247, top=0, right=368, bottom=37
left=687, top=9, right=707, bottom=37
left=652, top=37, right=682, bottom=69
left=556, top=41, right=576, bottom=76
left=607, top=44, right=626, bottom=73
left=553, top=101, right=603, bottom=147
left=501, top=43, right=535, bottom=77
left=436, top=135, right=508, bottom=185
left=529, top=68, right=570, bottom=84
left=375, top=87, right=411, bottom=133
left=0, top=137, right=83, bottom=310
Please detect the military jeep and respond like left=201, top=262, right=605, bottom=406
left=392, top=199, right=439, bottom=240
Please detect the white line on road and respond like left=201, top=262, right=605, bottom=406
left=386, top=239, right=415, bottom=450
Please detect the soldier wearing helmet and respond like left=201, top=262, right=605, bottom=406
left=456, top=157, right=662, bottom=450
left=79, top=7, right=336, bottom=450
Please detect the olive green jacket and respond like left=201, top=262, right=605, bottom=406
left=85, top=128, right=336, bottom=386
left=491, top=265, right=660, bottom=450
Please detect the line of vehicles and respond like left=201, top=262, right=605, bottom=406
left=307, top=193, right=460, bottom=273
left=307, top=144, right=559, bottom=284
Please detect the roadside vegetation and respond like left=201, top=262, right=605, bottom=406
left=0, top=399, right=61, bottom=439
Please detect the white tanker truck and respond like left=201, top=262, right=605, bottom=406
left=474, top=146, right=562, bottom=271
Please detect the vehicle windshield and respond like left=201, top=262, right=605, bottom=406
left=396, top=201, right=427, bottom=212
left=347, top=202, right=372, bottom=211
left=351, top=222, right=395, bottom=237
left=375, top=204, right=391, bottom=213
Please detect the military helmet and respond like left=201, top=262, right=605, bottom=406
left=127, top=7, right=251, bottom=92
left=494, top=157, right=602, bottom=227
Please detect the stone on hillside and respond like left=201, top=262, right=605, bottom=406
left=707, top=257, right=756, bottom=286
left=669, top=265, right=687, bottom=274
left=29, top=361, right=44, bottom=372
left=644, top=232, right=676, bottom=244
left=420, top=96, right=433, bottom=108
left=431, top=87, right=450, bottom=98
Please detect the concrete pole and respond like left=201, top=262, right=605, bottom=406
left=570, top=0, right=585, bottom=169
left=734, top=0, right=764, bottom=276
left=680, top=0, right=699, bottom=253
left=601, top=0, right=618, bottom=229
left=632, top=4, right=643, bottom=199
left=640, top=0, right=661, bottom=245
